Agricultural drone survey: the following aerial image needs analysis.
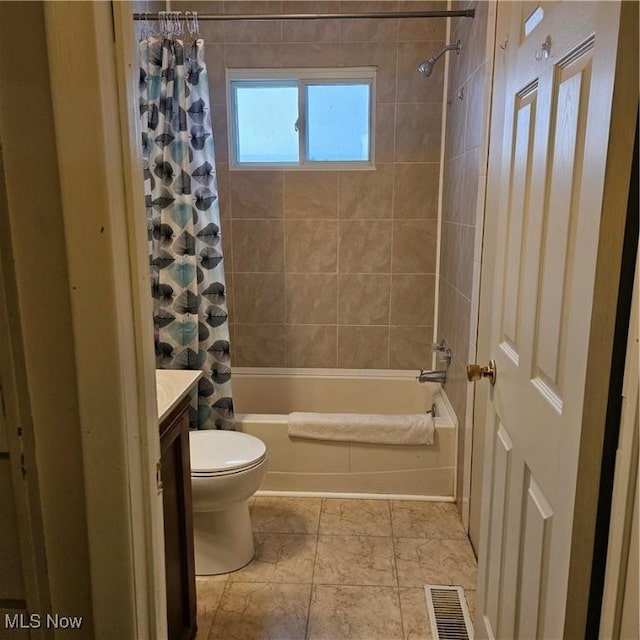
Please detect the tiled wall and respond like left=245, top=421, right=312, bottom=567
left=168, top=0, right=447, bottom=369
left=437, top=0, right=490, bottom=508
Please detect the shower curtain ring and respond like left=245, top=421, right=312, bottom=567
left=174, top=11, right=184, bottom=37
left=158, top=10, right=167, bottom=37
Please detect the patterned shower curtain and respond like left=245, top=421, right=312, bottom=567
left=139, top=36, right=234, bottom=430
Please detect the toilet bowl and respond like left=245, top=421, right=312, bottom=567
left=189, top=430, right=267, bottom=575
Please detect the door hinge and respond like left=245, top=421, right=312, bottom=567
left=156, top=460, right=163, bottom=492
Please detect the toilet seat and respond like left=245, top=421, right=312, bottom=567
left=190, top=430, right=267, bottom=477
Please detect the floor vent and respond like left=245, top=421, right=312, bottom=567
left=424, top=585, right=474, bottom=640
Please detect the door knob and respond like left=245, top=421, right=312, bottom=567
left=466, top=360, right=496, bottom=385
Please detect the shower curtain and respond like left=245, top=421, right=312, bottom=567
left=139, top=36, right=234, bottom=430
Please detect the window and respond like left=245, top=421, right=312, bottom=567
left=227, top=68, right=376, bottom=169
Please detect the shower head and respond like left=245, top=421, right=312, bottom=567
left=417, top=40, right=461, bottom=78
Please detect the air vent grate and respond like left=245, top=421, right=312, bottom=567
left=424, top=585, right=474, bottom=640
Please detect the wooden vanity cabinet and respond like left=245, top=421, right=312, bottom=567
left=159, top=395, right=197, bottom=640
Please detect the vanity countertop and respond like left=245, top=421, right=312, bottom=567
left=156, top=369, right=202, bottom=423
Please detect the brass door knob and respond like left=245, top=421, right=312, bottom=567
left=466, top=360, right=496, bottom=385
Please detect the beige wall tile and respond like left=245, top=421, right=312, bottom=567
left=397, top=0, right=448, bottom=41
left=281, top=42, right=341, bottom=67
left=223, top=270, right=235, bottom=324
left=223, top=0, right=281, bottom=11
left=389, top=326, right=433, bottom=369
left=232, top=219, right=284, bottom=272
left=220, top=213, right=233, bottom=259
left=285, top=172, right=338, bottom=219
left=285, top=220, right=338, bottom=272
left=338, top=0, right=399, bottom=15
left=234, top=273, right=285, bottom=323
left=465, top=65, right=487, bottom=152
left=437, top=278, right=455, bottom=346
left=282, top=1, right=340, bottom=42
left=192, top=0, right=457, bottom=371
left=339, top=17, right=398, bottom=43
left=390, top=274, right=435, bottom=326
left=459, top=147, right=480, bottom=225
left=464, top=0, right=489, bottom=77
left=440, top=221, right=457, bottom=285
left=224, top=20, right=282, bottom=45
left=230, top=171, right=283, bottom=218
left=457, top=224, right=474, bottom=299
left=224, top=42, right=282, bottom=68
left=454, top=290, right=471, bottom=365
left=285, top=274, right=338, bottom=324
left=234, top=324, right=286, bottom=366
left=449, top=17, right=471, bottom=87
left=397, top=40, right=445, bottom=103
left=170, top=1, right=224, bottom=41
left=338, top=274, right=390, bottom=325
left=203, top=43, right=226, bottom=105
left=211, top=103, right=228, bottom=163
left=393, top=163, right=439, bottom=219
left=215, top=162, right=231, bottom=218
left=442, top=155, right=464, bottom=223
left=375, top=103, right=396, bottom=162
left=395, top=103, right=442, bottom=162
left=444, top=83, right=466, bottom=160
left=282, top=17, right=340, bottom=43
left=392, top=219, right=437, bottom=273
left=338, top=164, right=393, bottom=219
left=223, top=0, right=282, bottom=46
left=286, top=325, right=338, bottom=367
left=339, top=42, right=397, bottom=103
left=338, top=220, right=392, bottom=273
left=337, top=325, right=389, bottom=368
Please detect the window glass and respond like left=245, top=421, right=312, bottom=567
left=228, top=69, right=375, bottom=169
left=234, top=83, right=299, bottom=163
left=306, top=83, right=370, bottom=162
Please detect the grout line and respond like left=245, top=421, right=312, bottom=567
left=303, top=501, right=321, bottom=640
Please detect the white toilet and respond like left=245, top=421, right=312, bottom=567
left=189, top=430, right=267, bottom=575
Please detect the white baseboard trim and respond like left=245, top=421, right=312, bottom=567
left=254, top=490, right=455, bottom=502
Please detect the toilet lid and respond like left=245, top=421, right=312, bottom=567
left=189, top=430, right=267, bottom=474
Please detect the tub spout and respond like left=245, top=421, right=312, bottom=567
left=417, top=369, right=447, bottom=384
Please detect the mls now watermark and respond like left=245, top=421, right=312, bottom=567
left=5, top=613, right=83, bottom=630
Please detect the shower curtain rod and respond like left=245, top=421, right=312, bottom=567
left=133, top=9, right=475, bottom=22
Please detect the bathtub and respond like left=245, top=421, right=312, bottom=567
left=232, top=368, right=457, bottom=500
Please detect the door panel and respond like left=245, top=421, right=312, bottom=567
left=477, top=1, right=632, bottom=638
left=532, top=44, right=593, bottom=406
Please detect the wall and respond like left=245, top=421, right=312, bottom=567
left=170, top=0, right=448, bottom=369
left=0, top=1, right=94, bottom=631
left=437, top=0, right=490, bottom=517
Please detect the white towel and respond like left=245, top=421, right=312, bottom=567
left=287, top=412, right=434, bottom=446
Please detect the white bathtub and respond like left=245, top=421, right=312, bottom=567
left=232, top=368, right=457, bottom=500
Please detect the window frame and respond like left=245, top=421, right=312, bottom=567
left=226, top=67, right=377, bottom=171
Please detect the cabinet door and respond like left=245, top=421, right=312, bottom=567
left=161, top=406, right=196, bottom=640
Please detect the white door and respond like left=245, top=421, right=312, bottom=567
left=475, top=1, right=636, bottom=638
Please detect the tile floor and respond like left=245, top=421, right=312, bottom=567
left=195, top=497, right=477, bottom=640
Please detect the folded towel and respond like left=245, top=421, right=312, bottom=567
left=287, top=412, right=434, bottom=446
